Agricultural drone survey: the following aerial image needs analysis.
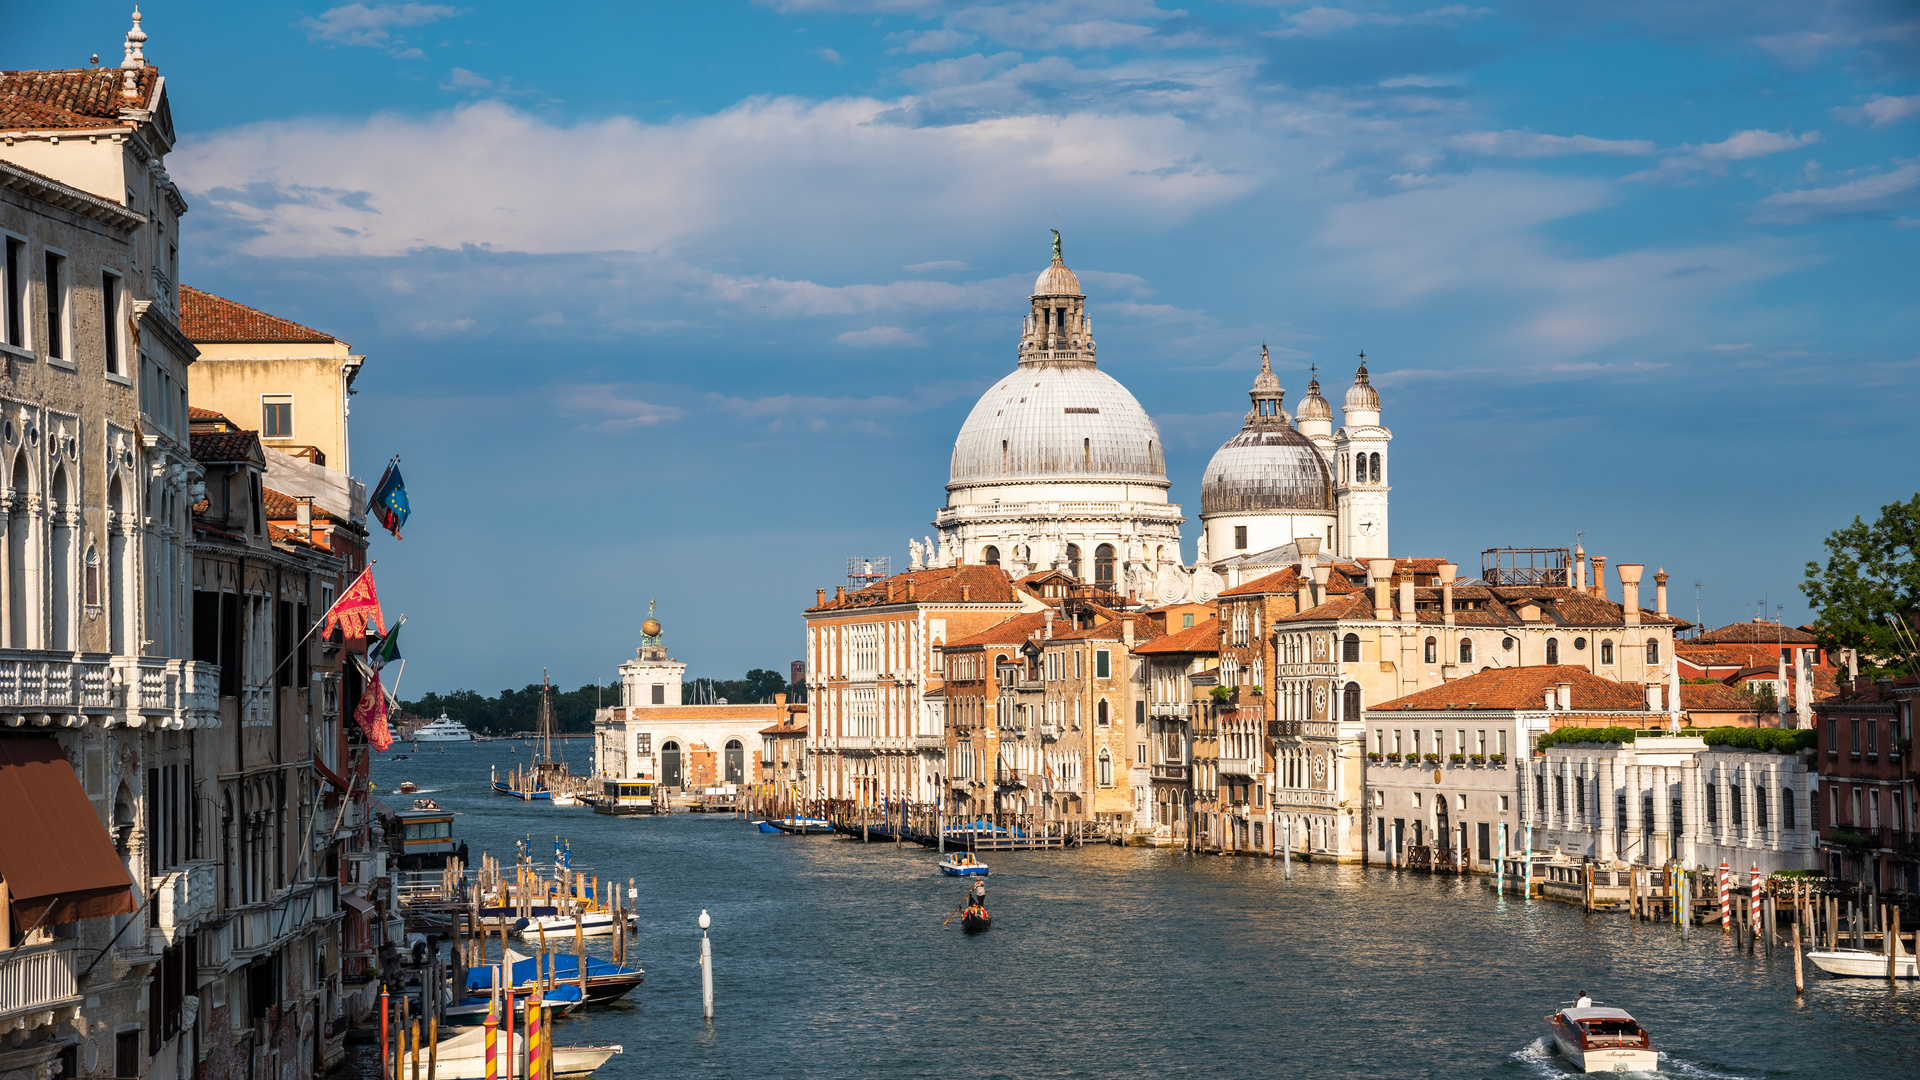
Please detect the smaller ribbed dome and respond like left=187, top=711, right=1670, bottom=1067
left=1344, top=360, right=1380, bottom=413
left=1297, top=372, right=1332, bottom=422
left=1034, top=260, right=1082, bottom=297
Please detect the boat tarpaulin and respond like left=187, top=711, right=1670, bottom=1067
left=0, top=738, right=135, bottom=933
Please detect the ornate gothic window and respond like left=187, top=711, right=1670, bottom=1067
left=1353, top=452, right=1365, bottom=482
left=1342, top=682, right=1360, bottom=721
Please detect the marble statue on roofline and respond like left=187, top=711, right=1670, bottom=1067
left=908, top=538, right=924, bottom=571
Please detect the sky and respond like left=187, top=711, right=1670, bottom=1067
left=8, top=2, right=1918, bottom=695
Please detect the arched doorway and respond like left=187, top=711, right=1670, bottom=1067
left=662, top=740, right=683, bottom=788
left=724, top=739, right=744, bottom=784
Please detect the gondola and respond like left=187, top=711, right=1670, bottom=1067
left=960, top=903, right=991, bottom=933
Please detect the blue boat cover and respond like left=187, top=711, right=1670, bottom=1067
left=453, top=982, right=583, bottom=1008
left=466, top=954, right=638, bottom=991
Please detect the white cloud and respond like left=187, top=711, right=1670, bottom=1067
left=441, top=68, right=492, bottom=91
left=1696, top=128, right=1822, bottom=161
left=176, top=98, right=1256, bottom=260
left=1751, top=160, right=1920, bottom=223
left=1450, top=130, right=1656, bottom=158
left=1833, top=94, right=1920, bottom=128
left=709, top=383, right=973, bottom=435
left=890, top=29, right=978, bottom=53
left=813, top=47, right=846, bottom=64
left=836, top=325, right=926, bottom=347
left=555, top=385, right=684, bottom=430
left=298, top=3, right=463, bottom=56
left=905, top=259, right=971, bottom=272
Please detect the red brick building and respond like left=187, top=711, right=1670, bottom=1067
left=1812, top=675, right=1918, bottom=894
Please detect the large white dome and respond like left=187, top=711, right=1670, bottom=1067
left=1200, top=426, right=1333, bottom=514
left=948, top=364, right=1166, bottom=489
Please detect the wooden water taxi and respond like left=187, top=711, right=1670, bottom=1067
left=1546, top=1005, right=1658, bottom=1073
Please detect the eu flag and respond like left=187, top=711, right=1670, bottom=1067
left=369, top=460, right=410, bottom=539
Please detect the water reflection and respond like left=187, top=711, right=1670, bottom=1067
left=364, top=742, right=1916, bottom=1079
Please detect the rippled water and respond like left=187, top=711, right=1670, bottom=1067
left=370, top=741, right=1919, bottom=1079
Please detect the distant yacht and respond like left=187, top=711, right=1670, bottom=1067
left=412, top=714, right=475, bottom=742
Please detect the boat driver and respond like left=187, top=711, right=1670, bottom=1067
left=1575, top=990, right=1592, bottom=1009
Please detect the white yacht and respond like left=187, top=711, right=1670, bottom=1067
left=411, top=714, right=475, bottom=742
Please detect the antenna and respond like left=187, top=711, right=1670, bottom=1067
left=1693, top=581, right=1704, bottom=634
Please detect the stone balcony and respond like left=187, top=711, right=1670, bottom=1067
left=1219, top=757, right=1258, bottom=777
left=150, top=858, right=220, bottom=947
left=0, top=940, right=81, bottom=1037
left=229, top=882, right=321, bottom=962
left=0, top=651, right=218, bottom=729
left=1275, top=788, right=1338, bottom=810
left=1150, top=763, right=1189, bottom=782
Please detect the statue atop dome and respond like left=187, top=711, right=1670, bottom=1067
left=1050, top=228, right=1063, bottom=263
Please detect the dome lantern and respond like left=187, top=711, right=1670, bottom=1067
left=1295, top=365, right=1334, bottom=438
left=1343, top=351, right=1381, bottom=423
left=1019, top=230, right=1095, bottom=367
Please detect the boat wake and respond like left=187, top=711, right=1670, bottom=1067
left=1508, top=1038, right=1752, bottom=1079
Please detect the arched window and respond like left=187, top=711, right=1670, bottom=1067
left=982, top=545, right=1001, bottom=567
left=1096, top=699, right=1109, bottom=725
left=1546, top=638, right=1559, bottom=665
left=1424, top=637, right=1437, bottom=664
left=1342, top=682, right=1361, bottom=721
left=1098, top=749, right=1113, bottom=787
left=662, top=740, right=683, bottom=788
left=8, top=453, right=32, bottom=648
left=48, top=463, right=74, bottom=651
left=1065, top=544, right=1082, bottom=580
left=1646, top=639, right=1660, bottom=664
left=724, top=739, right=744, bottom=784
left=1369, top=452, right=1381, bottom=483
left=1342, top=633, right=1360, bottom=662
left=1083, top=437, right=1092, bottom=470
left=1353, top=453, right=1365, bottom=482
left=1094, top=543, right=1116, bottom=586
left=1459, top=638, right=1473, bottom=664
left=1600, top=639, right=1615, bottom=664
left=106, top=472, right=129, bottom=654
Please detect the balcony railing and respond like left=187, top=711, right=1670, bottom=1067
left=1219, top=757, right=1258, bottom=777
left=197, top=919, right=232, bottom=976
left=0, top=653, right=218, bottom=729
left=0, top=941, right=80, bottom=1032
left=1274, top=788, right=1338, bottom=809
left=151, top=858, right=220, bottom=945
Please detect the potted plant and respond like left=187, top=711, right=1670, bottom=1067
left=1448, top=753, right=1466, bottom=765
left=1250, top=685, right=1265, bottom=696
left=1368, top=752, right=1382, bottom=762
left=1489, top=752, right=1507, bottom=766
left=1424, top=753, right=1441, bottom=764
left=1470, top=753, right=1486, bottom=765
left=1385, top=752, right=1401, bottom=762
left=1208, top=686, right=1235, bottom=702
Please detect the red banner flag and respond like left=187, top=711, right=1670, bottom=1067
left=354, top=667, right=394, bottom=752
left=323, top=567, right=386, bottom=641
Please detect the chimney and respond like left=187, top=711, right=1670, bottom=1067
left=1311, top=564, right=1331, bottom=609
left=906, top=579, right=916, bottom=603
left=1845, top=647, right=1858, bottom=681
left=834, top=586, right=846, bottom=604
left=816, top=588, right=827, bottom=607
left=1297, top=537, right=1320, bottom=611
left=1556, top=682, right=1571, bottom=710
left=1398, top=578, right=1415, bottom=624
left=1439, top=563, right=1457, bottom=628
left=1591, top=556, right=1608, bottom=602
left=775, top=692, right=787, bottom=707
left=1044, top=609, right=1054, bottom=639
left=961, top=585, right=971, bottom=602
left=295, top=495, right=313, bottom=538
left=1122, top=618, right=1135, bottom=647
left=1653, top=568, right=1669, bottom=617
left=1544, top=688, right=1556, bottom=711
left=1618, top=563, right=1643, bottom=627
left=1574, top=544, right=1587, bottom=594
left=1645, top=683, right=1661, bottom=711
left=1369, top=560, right=1395, bottom=622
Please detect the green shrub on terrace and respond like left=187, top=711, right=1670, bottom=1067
left=1701, top=726, right=1817, bottom=753
left=1534, top=726, right=1640, bottom=750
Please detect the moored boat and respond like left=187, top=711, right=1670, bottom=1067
left=512, top=909, right=637, bottom=939
left=430, top=1023, right=619, bottom=1079
left=763, top=815, right=834, bottom=835
left=938, top=853, right=989, bottom=876
left=1545, top=1005, right=1658, bottom=1073
left=441, top=983, right=585, bottom=1025
left=1805, top=947, right=1918, bottom=978
left=412, top=713, right=477, bottom=742
left=466, top=951, right=646, bottom=1005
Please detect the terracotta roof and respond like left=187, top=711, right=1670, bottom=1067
left=1369, top=665, right=1653, bottom=712
left=188, top=406, right=227, bottom=421
left=758, top=719, right=808, bottom=735
left=179, top=285, right=337, bottom=344
left=1133, top=618, right=1220, bottom=655
left=261, top=487, right=350, bottom=526
left=945, top=611, right=1052, bottom=651
left=1815, top=674, right=1920, bottom=706
left=1277, top=583, right=1686, bottom=630
left=189, top=430, right=262, bottom=465
left=1690, top=619, right=1817, bottom=645
left=1045, top=616, right=1160, bottom=645
left=1219, top=568, right=1303, bottom=597
left=809, top=565, right=1019, bottom=611
left=0, top=67, right=159, bottom=131
left=1679, top=683, right=1763, bottom=713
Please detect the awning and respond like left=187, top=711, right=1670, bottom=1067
left=313, top=756, right=352, bottom=793
left=0, top=738, right=136, bottom=932
left=341, top=893, right=375, bottom=916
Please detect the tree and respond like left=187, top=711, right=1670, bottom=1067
left=1802, top=493, right=1920, bottom=679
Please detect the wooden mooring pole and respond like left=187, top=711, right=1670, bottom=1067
left=1792, top=920, right=1805, bottom=996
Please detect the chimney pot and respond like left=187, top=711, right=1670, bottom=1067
left=906, top=580, right=916, bottom=602
left=1618, top=563, right=1644, bottom=627
left=1369, top=559, right=1396, bottom=622
left=1654, top=568, right=1669, bottom=617
left=1556, top=682, right=1571, bottom=710
left=961, top=585, right=971, bottom=602
left=1545, top=689, right=1556, bottom=711
left=1398, top=578, right=1415, bottom=624
left=816, top=588, right=827, bottom=607
left=834, top=586, right=846, bottom=603
left=775, top=692, right=787, bottom=707
left=1439, top=562, right=1457, bottom=628
left=1574, top=544, right=1587, bottom=594
left=1591, top=557, right=1608, bottom=602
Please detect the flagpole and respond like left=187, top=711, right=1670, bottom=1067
left=266, top=560, right=381, bottom=684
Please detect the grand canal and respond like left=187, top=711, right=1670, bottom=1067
left=370, top=742, right=1918, bottom=1079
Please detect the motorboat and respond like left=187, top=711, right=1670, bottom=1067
left=1546, top=1005, right=1658, bottom=1073
left=429, top=1022, right=619, bottom=1079
left=938, top=853, right=989, bottom=876
left=594, top=778, right=656, bottom=816
left=441, top=983, right=585, bottom=1026
left=398, top=781, right=419, bottom=794
left=1805, top=947, right=1918, bottom=978
left=413, top=714, right=476, bottom=742
left=512, top=909, right=637, bottom=939
left=960, top=903, right=991, bottom=933
left=761, top=815, right=834, bottom=835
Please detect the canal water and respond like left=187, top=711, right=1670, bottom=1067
left=373, top=742, right=1918, bottom=1079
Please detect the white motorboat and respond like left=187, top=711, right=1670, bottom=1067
left=412, top=714, right=476, bottom=742
left=1805, top=947, right=1918, bottom=978
left=1546, top=1005, right=1659, bottom=1074
left=431, top=1023, right=619, bottom=1079
left=513, top=908, right=637, bottom=939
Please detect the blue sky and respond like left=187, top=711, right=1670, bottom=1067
left=10, top=2, right=1918, bottom=694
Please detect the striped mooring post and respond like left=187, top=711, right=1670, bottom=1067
left=525, top=998, right=543, bottom=1080
left=483, top=1005, right=497, bottom=1080
left=1750, top=864, right=1763, bottom=938
left=1719, top=860, right=1732, bottom=931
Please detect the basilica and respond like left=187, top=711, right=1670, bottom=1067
left=919, top=237, right=1392, bottom=591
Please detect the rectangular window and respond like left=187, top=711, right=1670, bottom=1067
left=2, top=235, right=24, bottom=348
left=1476, top=730, right=1486, bottom=755
left=1755, top=785, right=1768, bottom=830
left=1377, top=815, right=1386, bottom=851
left=1182, top=613, right=1194, bottom=629
left=1554, top=775, right=1566, bottom=818
left=262, top=395, right=293, bottom=439
left=1500, top=794, right=1510, bottom=812
left=1707, top=783, right=1719, bottom=825
left=1498, top=729, right=1507, bottom=756
left=1851, top=719, right=1860, bottom=752
left=101, top=271, right=124, bottom=375
left=1870, top=789, right=1880, bottom=829
left=1095, top=650, right=1109, bottom=679
left=1234, top=525, right=1248, bottom=550
left=43, top=250, right=66, bottom=361
left=1866, top=719, right=1877, bottom=756
left=1075, top=651, right=1082, bottom=679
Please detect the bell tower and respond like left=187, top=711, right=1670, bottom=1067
left=1333, top=354, right=1391, bottom=560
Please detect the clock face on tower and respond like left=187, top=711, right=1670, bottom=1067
left=1358, top=516, right=1379, bottom=537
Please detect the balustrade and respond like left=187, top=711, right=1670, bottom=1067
left=151, top=858, right=220, bottom=942
left=0, top=941, right=80, bottom=1033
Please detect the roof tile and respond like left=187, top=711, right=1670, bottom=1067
left=180, top=285, right=337, bottom=344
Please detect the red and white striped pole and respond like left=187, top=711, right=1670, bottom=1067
left=1719, top=860, right=1732, bottom=931
left=1751, top=864, right=1762, bottom=938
